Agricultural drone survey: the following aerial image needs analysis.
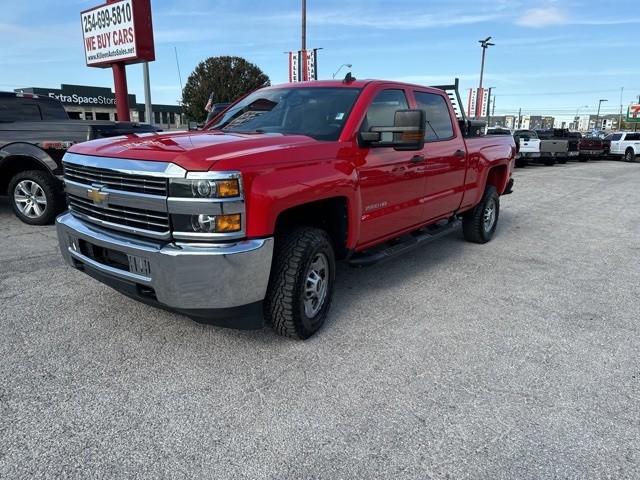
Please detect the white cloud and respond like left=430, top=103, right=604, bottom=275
left=515, top=7, right=568, bottom=28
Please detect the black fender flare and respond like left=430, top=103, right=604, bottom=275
left=0, top=142, right=59, bottom=174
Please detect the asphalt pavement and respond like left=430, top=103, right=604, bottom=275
left=1, top=159, right=638, bottom=479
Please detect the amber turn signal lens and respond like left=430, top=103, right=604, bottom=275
left=216, top=214, right=241, bottom=232
left=217, top=180, right=240, bottom=197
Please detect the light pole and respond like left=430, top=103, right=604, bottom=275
left=576, top=105, right=588, bottom=130
left=332, top=63, right=352, bottom=79
left=595, top=99, right=608, bottom=130
left=478, top=36, right=495, bottom=90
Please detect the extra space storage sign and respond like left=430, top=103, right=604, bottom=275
left=81, top=0, right=155, bottom=68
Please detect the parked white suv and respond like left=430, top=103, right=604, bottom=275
left=608, top=132, right=640, bottom=162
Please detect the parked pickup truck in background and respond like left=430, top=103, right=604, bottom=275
left=0, top=91, right=161, bottom=224
left=513, top=129, right=541, bottom=167
left=56, top=78, right=515, bottom=339
left=607, top=131, right=640, bottom=162
left=535, top=130, right=569, bottom=164
left=551, top=129, right=601, bottom=161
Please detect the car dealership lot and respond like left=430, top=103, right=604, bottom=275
left=1, top=160, right=638, bottom=478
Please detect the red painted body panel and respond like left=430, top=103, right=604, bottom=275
left=67, top=79, right=515, bottom=252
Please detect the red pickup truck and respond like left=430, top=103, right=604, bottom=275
left=56, top=78, right=515, bottom=339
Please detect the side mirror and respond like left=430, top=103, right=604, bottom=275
left=360, top=109, right=426, bottom=151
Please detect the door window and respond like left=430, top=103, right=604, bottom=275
left=414, top=92, right=454, bottom=141
left=360, top=89, right=408, bottom=132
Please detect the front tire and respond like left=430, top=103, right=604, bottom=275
left=543, top=158, right=556, bottom=166
left=264, top=227, right=335, bottom=339
left=462, top=186, right=500, bottom=244
left=7, top=170, right=64, bottom=225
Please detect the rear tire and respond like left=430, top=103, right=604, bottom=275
left=515, top=158, right=528, bottom=168
left=264, top=227, right=335, bottom=339
left=7, top=170, right=64, bottom=225
left=625, top=149, right=636, bottom=163
left=543, top=158, right=556, bottom=166
left=462, top=186, right=499, bottom=244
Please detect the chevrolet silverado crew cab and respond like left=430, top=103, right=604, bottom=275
left=0, top=91, right=160, bottom=225
left=56, top=78, right=516, bottom=339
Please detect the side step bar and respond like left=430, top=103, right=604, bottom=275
left=348, top=219, right=461, bottom=268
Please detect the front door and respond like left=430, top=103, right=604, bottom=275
left=355, top=88, right=427, bottom=248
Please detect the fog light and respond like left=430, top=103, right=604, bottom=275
left=192, top=214, right=217, bottom=232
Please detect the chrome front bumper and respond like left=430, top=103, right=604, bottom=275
left=56, top=212, right=274, bottom=325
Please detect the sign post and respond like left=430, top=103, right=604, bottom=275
left=81, top=0, right=155, bottom=121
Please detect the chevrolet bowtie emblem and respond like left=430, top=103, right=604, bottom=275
left=87, top=185, right=109, bottom=205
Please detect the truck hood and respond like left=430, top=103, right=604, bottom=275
left=68, top=130, right=323, bottom=171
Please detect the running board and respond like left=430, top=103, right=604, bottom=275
left=347, top=219, right=461, bottom=268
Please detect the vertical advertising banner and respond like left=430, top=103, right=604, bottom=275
left=482, top=89, right=490, bottom=116
left=289, top=49, right=319, bottom=82
left=467, top=89, right=477, bottom=119
left=475, top=87, right=485, bottom=119
left=289, top=51, right=300, bottom=82
left=305, top=49, right=317, bottom=81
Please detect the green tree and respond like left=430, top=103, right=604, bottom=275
left=181, top=55, right=270, bottom=123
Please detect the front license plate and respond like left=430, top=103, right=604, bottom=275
left=127, top=254, right=151, bottom=276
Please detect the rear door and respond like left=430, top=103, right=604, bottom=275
left=412, top=89, right=467, bottom=223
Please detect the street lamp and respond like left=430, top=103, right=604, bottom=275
left=595, top=99, right=608, bottom=131
left=332, top=63, right=352, bottom=79
left=478, top=36, right=495, bottom=89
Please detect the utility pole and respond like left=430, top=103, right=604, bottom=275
left=301, top=0, right=306, bottom=51
left=595, top=99, right=608, bottom=131
left=517, top=108, right=522, bottom=129
left=478, top=37, right=495, bottom=90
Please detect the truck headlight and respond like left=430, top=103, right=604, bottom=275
left=169, top=178, right=240, bottom=198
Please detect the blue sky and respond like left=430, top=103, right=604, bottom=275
left=2, top=0, right=639, bottom=123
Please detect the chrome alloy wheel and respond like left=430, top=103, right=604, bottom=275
left=483, top=197, right=497, bottom=234
left=14, top=180, right=47, bottom=219
left=303, top=252, right=329, bottom=318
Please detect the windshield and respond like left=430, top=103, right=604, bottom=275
left=514, top=130, right=538, bottom=139
left=208, top=86, right=361, bottom=141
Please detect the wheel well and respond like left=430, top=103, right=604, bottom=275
left=0, top=156, right=52, bottom=196
left=274, top=197, right=349, bottom=260
left=486, top=165, right=508, bottom=194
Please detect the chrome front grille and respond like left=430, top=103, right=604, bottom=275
left=61, top=154, right=184, bottom=239
left=68, top=194, right=170, bottom=233
left=64, top=163, right=167, bottom=195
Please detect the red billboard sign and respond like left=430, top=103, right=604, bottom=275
left=81, top=0, right=155, bottom=68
